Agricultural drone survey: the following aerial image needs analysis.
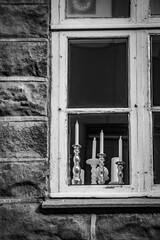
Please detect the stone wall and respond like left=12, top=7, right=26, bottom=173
left=1, top=1, right=160, bottom=240
left=0, top=1, right=50, bottom=238
left=0, top=0, right=48, bottom=200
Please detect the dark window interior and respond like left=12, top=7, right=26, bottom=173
left=151, top=0, right=160, bottom=16
left=152, top=36, right=160, bottom=106
left=153, top=113, right=160, bottom=184
left=68, top=38, right=128, bottom=108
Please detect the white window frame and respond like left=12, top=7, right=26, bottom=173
left=50, top=0, right=160, bottom=199
left=51, top=0, right=160, bottom=30
left=51, top=0, right=137, bottom=29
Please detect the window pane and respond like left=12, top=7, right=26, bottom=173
left=151, top=0, right=160, bottom=16
left=66, top=0, right=130, bottom=18
left=153, top=113, right=160, bottom=184
left=68, top=114, right=129, bottom=185
left=68, top=38, right=128, bottom=108
left=151, top=36, right=160, bottom=106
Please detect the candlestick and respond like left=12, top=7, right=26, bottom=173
left=116, top=160, right=125, bottom=184
left=100, top=130, right=104, bottom=154
left=75, top=121, right=79, bottom=145
left=86, top=158, right=99, bottom=184
left=92, top=137, right=97, bottom=159
left=72, top=144, right=81, bottom=185
left=119, top=136, right=122, bottom=162
left=97, top=153, right=109, bottom=184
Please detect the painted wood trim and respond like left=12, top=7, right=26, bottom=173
left=51, top=23, right=160, bottom=30
left=67, top=108, right=131, bottom=114
left=50, top=27, right=160, bottom=197
left=42, top=197, right=160, bottom=208
left=129, top=31, right=138, bottom=191
left=51, top=0, right=160, bottom=30
left=51, top=0, right=60, bottom=26
left=50, top=32, right=60, bottom=194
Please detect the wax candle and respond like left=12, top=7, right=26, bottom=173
left=81, top=169, right=84, bottom=185
left=110, top=157, right=119, bottom=183
left=119, top=136, right=122, bottom=162
left=100, top=130, right=104, bottom=154
left=75, top=121, right=79, bottom=145
left=92, top=137, right=97, bottom=159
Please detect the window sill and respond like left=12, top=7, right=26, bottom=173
left=42, top=197, right=160, bottom=209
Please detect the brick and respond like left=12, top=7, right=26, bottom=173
left=0, top=121, right=48, bottom=158
left=0, top=4, right=48, bottom=38
left=0, top=42, right=47, bottom=77
left=0, top=82, right=47, bottom=116
left=0, top=162, right=48, bottom=198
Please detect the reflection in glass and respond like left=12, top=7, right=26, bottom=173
left=153, top=113, right=160, bottom=184
left=151, top=0, right=160, bottom=16
left=151, top=36, right=160, bottom=106
left=66, top=0, right=130, bottom=18
left=68, top=114, right=129, bottom=185
left=68, top=38, right=128, bottom=108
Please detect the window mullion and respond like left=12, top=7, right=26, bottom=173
left=136, top=31, right=152, bottom=193
left=129, top=31, right=138, bottom=191
left=137, top=0, right=150, bottom=23
left=136, top=30, right=146, bottom=193
left=59, top=33, right=70, bottom=192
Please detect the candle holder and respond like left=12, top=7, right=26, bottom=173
left=86, top=158, right=99, bottom=184
left=116, top=160, right=125, bottom=184
left=97, top=153, right=109, bottom=184
left=72, top=144, right=82, bottom=185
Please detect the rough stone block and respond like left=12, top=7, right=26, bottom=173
left=0, top=41, right=47, bottom=77
left=0, top=4, right=48, bottom=37
left=0, top=204, right=90, bottom=240
left=0, top=82, right=47, bottom=116
left=96, top=214, right=160, bottom=240
left=0, top=162, right=47, bottom=198
left=0, top=121, right=47, bottom=158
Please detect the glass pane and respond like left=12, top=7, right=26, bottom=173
left=68, top=38, right=128, bottom=108
left=68, top=114, right=129, bottom=185
left=151, top=36, right=160, bottom=106
left=153, top=113, right=160, bottom=184
left=66, top=0, right=130, bottom=18
left=151, top=0, right=160, bottom=16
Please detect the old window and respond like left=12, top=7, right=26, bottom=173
left=66, top=0, right=130, bottom=18
left=50, top=0, right=160, bottom=198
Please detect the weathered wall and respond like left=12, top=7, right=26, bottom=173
left=0, top=0, right=48, bottom=199
left=1, top=1, right=160, bottom=240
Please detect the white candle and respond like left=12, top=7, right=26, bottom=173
left=100, top=130, right=104, bottom=154
left=75, top=121, right=79, bottom=145
left=119, top=136, right=122, bottom=162
left=92, top=137, right=97, bottom=159
left=80, top=169, right=84, bottom=185
left=110, top=157, right=119, bottom=183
